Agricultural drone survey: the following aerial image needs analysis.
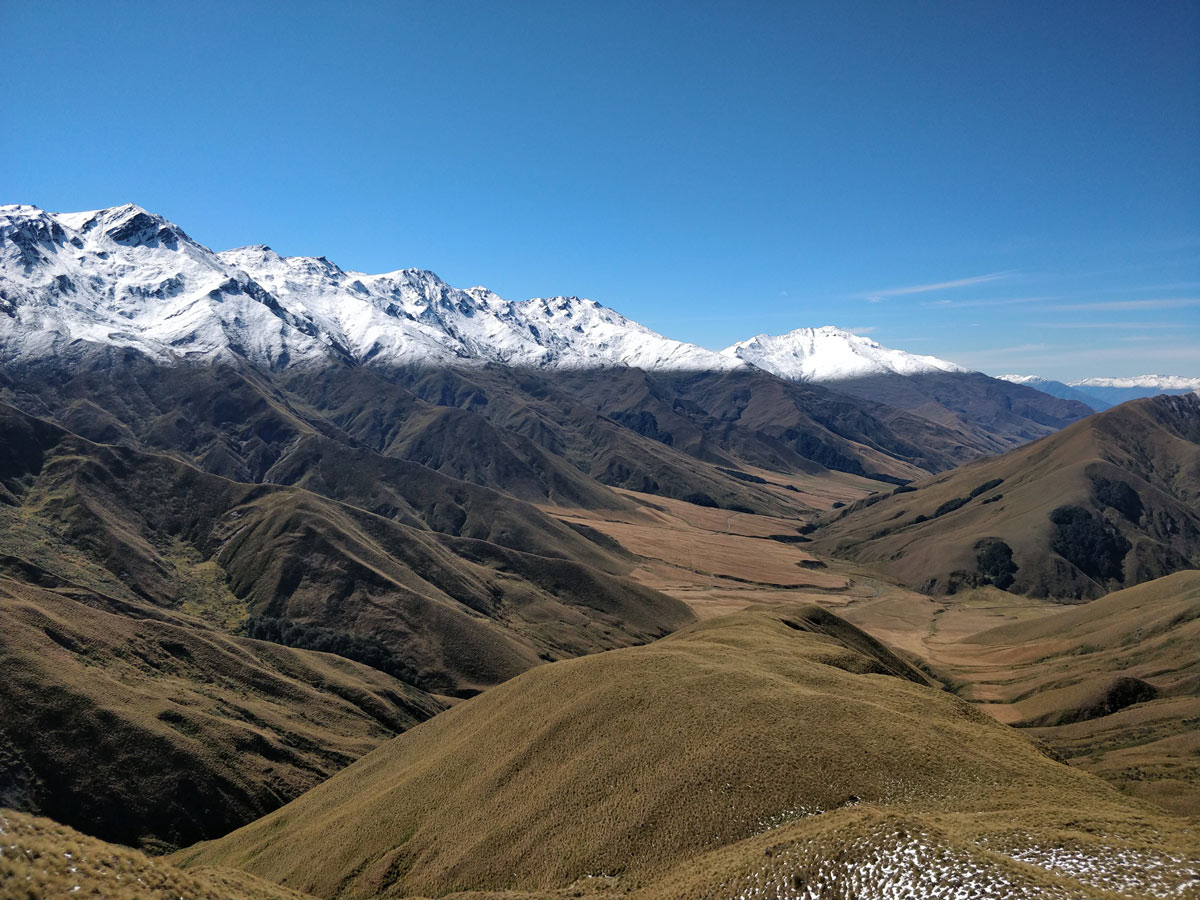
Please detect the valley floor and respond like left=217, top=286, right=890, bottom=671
left=547, top=475, right=1200, bottom=817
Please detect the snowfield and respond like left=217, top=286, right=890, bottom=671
left=722, top=325, right=970, bottom=382
left=0, top=204, right=743, bottom=373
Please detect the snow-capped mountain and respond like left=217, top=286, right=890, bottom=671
left=721, top=326, right=969, bottom=382
left=996, top=374, right=1110, bottom=411
left=1073, top=375, right=1200, bottom=391
left=999, top=374, right=1200, bottom=410
left=0, top=204, right=741, bottom=372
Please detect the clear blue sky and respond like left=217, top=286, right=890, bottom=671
left=3, top=0, right=1197, bottom=380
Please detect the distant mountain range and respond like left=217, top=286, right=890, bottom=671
left=1, top=203, right=1100, bottom=459
left=4, top=204, right=1187, bottom=404
left=5, top=203, right=1200, bottom=895
left=999, top=374, right=1200, bottom=411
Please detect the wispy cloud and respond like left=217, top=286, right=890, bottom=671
left=921, top=295, right=1049, bottom=309
left=845, top=325, right=877, bottom=335
left=1048, top=297, right=1200, bottom=311
left=860, top=272, right=1011, bottom=303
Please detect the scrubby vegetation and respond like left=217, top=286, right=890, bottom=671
left=974, top=538, right=1017, bottom=590
left=246, top=616, right=422, bottom=687
left=1091, top=476, right=1144, bottom=522
left=1049, top=505, right=1130, bottom=582
left=933, top=496, right=968, bottom=517
left=968, top=477, right=1004, bottom=498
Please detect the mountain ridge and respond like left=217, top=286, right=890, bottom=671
left=0, top=203, right=742, bottom=373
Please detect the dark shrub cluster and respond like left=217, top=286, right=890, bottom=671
left=974, top=538, right=1018, bottom=590
left=1091, top=476, right=1143, bottom=522
left=1049, top=505, right=1130, bottom=582
left=246, top=616, right=420, bottom=686
left=968, top=478, right=1005, bottom=499
left=933, top=496, right=968, bottom=517
left=718, top=467, right=768, bottom=485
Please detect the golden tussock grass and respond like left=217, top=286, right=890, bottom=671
left=0, top=808, right=317, bottom=900
left=177, top=603, right=1198, bottom=899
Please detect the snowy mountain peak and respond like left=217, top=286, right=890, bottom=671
left=1, top=204, right=743, bottom=373
left=1072, top=375, right=1200, bottom=390
left=722, top=325, right=970, bottom=382
left=996, top=374, right=1041, bottom=385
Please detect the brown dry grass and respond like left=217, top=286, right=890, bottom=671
left=937, top=571, right=1200, bottom=814
left=176, top=603, right=1197, bottom=899
left=0, top=576, right=444, bottom=849
left=545, top=486, right=858, bottom=619
left=0, top=808, right=318, bottom=900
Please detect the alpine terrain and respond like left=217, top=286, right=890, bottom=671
left=2, top=204, right=1197, bottom=900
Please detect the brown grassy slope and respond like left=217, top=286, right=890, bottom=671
left=176, top=604, right=1195, bottom=899
left=631, top=801, right=1200, bottom=900
left=0, top=401, right=693, bottom=695
left=937, top=570, right=1200, bottom=815
left=0, top=808, right=319, bottom=900
left=0, top=574, right=444, bottom=850
left=812, top=393, right=1200, bottom=599
left=0, top=402, right=689, bottom=849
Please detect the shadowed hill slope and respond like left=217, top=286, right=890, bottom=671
left=178, top=604, right=1198, bottom=900
left=826, top=370, right=1095, bottom=454
left=488, top=366, right=990, bottom=481
left=2, top=354, right=1054, bottom=526
left=0, top=401, right=693, bottom=849
left=0, top=402, right=692, bottom=695
left=813, top=393, right=1200, bottom=599
left=0, top=577, right=443, bottom=851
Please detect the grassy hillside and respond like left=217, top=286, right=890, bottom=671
left=0, top=401, right=693, bottom=695
left=813, top=394, right=1200, bottom=599
left=0, top=572, right=444, bottom=850
left=0, top=400, right=692, bottom=849
left=177, top=604, right=1198, bottom=899
left=0, top=807, right=319, bottom=900
left=941, top=570, right=1200, bottom=815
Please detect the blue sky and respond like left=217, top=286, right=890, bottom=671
left=3, top=0, right=1197, bottom=380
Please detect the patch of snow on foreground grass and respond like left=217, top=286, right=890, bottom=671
left=988, top=837, right=1200, bottom=899
left=706, top=825, right=1200, bottom=900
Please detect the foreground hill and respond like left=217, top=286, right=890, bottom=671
left=178, top=604, right=1198, bottom=900
left=941, top=571, right=1200, bottom=815
left=0, top=808, right=319, bottom=900
left=814, top=393, right=1200, bottom=599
